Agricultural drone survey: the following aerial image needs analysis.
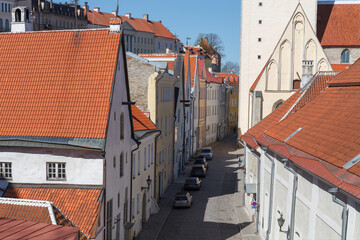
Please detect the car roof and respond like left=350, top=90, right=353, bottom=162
left=202, top=147, right=211, bottom=150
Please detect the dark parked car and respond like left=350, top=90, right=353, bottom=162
left=193, top=157, right=208, bottom=170
left=191, top=164, right=207, bottom=178
left=173, top=192, right=193, bottom=208
left=184, top=177, right=202, bottom=190
left=200, top=147, right=213, bottom=160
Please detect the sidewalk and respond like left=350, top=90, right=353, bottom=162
left=137, top=163, right=192, bottom=240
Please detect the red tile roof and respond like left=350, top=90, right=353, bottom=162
left=198, top=60, right=205, bottom=79
left=0, top=218, right=79, bottom=240
left=0, top=29, right=121, bottom=139
left=87, top=11, right=179, bottom=40
left=139, top=54, right=177, bottom=71
left=131, top=105, right=156, bottom=131
left=214, top=72, right=239, bottom=84
left=242, top=60, right=360, bottom=198
left=317, top=4, right=360, bottom=46
left=4, top=187, right=102, bottom=239
left=183, top=46, right=210, bottom=59
left=331, top=64, right=351, bottom=71
left=206, top=69, right=223, bottom=84
left=0, top=202, right=51, bottom=224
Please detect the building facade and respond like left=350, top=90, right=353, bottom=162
left=0, top=0, right=14, bottom=31
left=198, top=60, right=207, bottom=150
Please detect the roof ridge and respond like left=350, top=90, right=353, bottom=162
left=0, top=28, right=110, bottom=35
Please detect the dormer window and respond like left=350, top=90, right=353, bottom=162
left=15, top=9, right=21, bottom=22
left=341, top=49, right=350, bottom=63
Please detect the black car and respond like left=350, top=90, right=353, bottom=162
left=184, top=177, right=202, bottom=190
left=193, top=157, right=208, bottom=170
left=191, top=164, right=207, bottom=178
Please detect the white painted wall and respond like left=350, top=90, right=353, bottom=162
left=155, top=37, right=181, bottom=53
left=0, top=148, right=103, bottom=185
left=205, top=82, right=221, bottom=144
left=239, top=0, right=317, bottom=134
left=191, top=56, right=199, bottom=155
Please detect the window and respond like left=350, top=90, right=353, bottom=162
left=151, top=143, right=154, bottom=164
left=136, top=193, right=140, bottom=214
left=132, top=197, right=135, bottom=219
left=138, top=151, right=140, bottom=175
left=259, top=20, right=262, bottom=24
left=117, top=193, right=120, bottom=208
left=341, top=49, right=350, bottom=63
left=1, top=3, right=3, bottom=12
left=165, top=116, right=167, bottom=136
left=259, top=2, right=263, bottom=6
left=0, top=19, right=3, bottom=31
left=158, top=42, right=160, bottom=49
left=5, top=19, right=9, bottom=31
left=47, top=163, right=66, bottom=180
left=273, top=100, right=284, bottom=111
left=148, top=144, right=150, bottom=167
left=120, top=113, right=124, bottom=139
left=164, top=149, right=166, bottom=167
left=106, top=199, right=113, bottom=240
left=258, top=38, right=262, bottom=42
left=132, top=153, right=136, bottom=179
left=120, top=153, right=124, bottom=177
left=0, top=162, right=12, bottom=180
left=258, top=55, right=261, bottom=59
left=113, top=156, right=116, bottom=168
left=144, top=147, right=147, bottom=170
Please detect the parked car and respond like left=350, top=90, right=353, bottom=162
left=193, top=157, right=208, bottom=170
left=184, top=177, right=202, bottom=190
left=191, top=164, right=207, bottom=178
left=200, top=147, right=213, bottom=160
left=173, top=192, right=193, bottom=208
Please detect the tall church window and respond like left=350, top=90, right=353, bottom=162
left=341, top=49, right=350, bottom=63
left=15, top=9, right=21, bottom=22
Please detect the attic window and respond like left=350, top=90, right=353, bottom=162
left=257, top=55, right=261, bottom=59
left=259, top=2, right=263, bottom=6
left=259, top=20, right=262, bottom=24
left=258, top=38, right=262, bottom=42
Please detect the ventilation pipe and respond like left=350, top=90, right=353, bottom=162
left=282, top=158, right=298, bottom=240
left=328, top=188, right=348, bottom=240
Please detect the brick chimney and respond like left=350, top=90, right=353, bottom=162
left=125, top=13, right=131, bottom=18
left=109, top=18, right=122, bottom=33
left=301, top=60, right=313, bottom=88
left=143, top=14, right=149, bottom=21
left=83, top=2, right=89, bottom=17
left=94, top=7, right=100, bottom=12
left=112, top=11, right=117, bottom=16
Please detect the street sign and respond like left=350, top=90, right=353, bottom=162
left=251, top=201, right=257, bottom=209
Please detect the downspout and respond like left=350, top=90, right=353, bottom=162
left=129, top=141, right=140, bottom=223
left=237, top=139, right=247, bottom=206
left=328, top=188, right=348, bottom=240
left=263, top=148, right=275, bottom=240
left=282, top=159, right=298, bottom=240
left=251, top=149, right=261, bottom=235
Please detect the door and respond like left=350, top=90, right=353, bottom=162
left=142, top=193, right=147, bottom=223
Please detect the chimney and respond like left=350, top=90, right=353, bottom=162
left=109, top=18, right=122, bottom=33
left=83, top=2, right=89, bottom=17
left=166, top=48, right=171, bottom=54
left=112, top=10, right=117, bottom=16
left=125, top=13, right=131, bottom=18
left=208, top=67, right=213, bottom=73
left=50, top=0, right=53, bottom=8
left=159, top=20, right=162, bottom=23
left=94, top=7, right=100, bottom=12
left=301, top=60, right=313, bottom=88
left=11, top=6, right=33, bottom=33
left=143, top=14, right=149, bottom=21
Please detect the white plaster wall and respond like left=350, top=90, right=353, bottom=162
left=174, top=76, right=185, bottom=180
left=0, top=148, right=103, bottom=185
left=131, top=133, right=156, bottom=237
left=155, top=37, right=180, bottom=53
left=206, top=82, right=220, bottom=144
left=191, top=59, right=200, bottom=155
left=323, top=47, right=360, bottom=65
left=239, top=0, right=317, bottom=133
left=104, top=43, right=136, bottom=240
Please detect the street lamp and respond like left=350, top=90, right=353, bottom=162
left=277, top=210, right=285, bottom=231
left=141, top=176, right=152, bottom=191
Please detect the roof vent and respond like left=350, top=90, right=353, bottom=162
left=94, top=7, right=100, bottom=12
left=125, top=13, right=131, bottom=18
left=143, top=14, right=149, bottom=21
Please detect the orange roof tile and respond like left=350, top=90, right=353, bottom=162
left=329, top=59, right=360, bottom=86
left=0, top=218, right=79, bottom=240
left=198, top=60, right=205, bottom=79
left=4, top=187, right=102, bottom=239
left=0, top=29, right=120, bottom=139
left=0, top=203, right=51, bottom=224
left=184, top=53, right=197, bottom=88
left=206, top=69, right=223, bottom=84
left=183, top=46, right=210, bottom=59
left=317, top=4, right=360, bottom=46
left=139, top=53, right=178, bottom=71
left=214, top=72, right=239, bottom=84
left=87, top=11, right=179, bottom=41
left=331, top=64, right=351, bottom=71
left=131, top=105, right=156, bottom=131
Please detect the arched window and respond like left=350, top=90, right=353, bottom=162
left=25, top=9, right=30, bottom=22
left=0, top=18, right=3, bottom=31
left=273, top=100, right=284, bottom=111
left=4, top=19, right=9, bottom=31
left=15, top=9, right=21, bottom=22
left=341, top=50, right=350, bottom=63
left=120, top=112, right=124, bottom=140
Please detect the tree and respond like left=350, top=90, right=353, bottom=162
left=221, top=61, right=239, bottom=75
left=195, top=33, right=225, bottom=57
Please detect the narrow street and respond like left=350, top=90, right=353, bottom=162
left=156, top=135, right=243, bottom=240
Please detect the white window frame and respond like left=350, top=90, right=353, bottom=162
left=0, top=162, right=12, bottom=180
left=46, top=162, right=66, bottom=181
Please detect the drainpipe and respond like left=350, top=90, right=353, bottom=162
left=282, top=159, right=298, bottom=240
left=328, top=187, right=348, bottom=240
left=251, top=149, right=261, bottom=235
left=263, top=148, right=275, bottom=240
left=237, top=138, right=246, bottom=206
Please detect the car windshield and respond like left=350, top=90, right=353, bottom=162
left=193, top=167, right=203, bottom=171
left=202, top=149, right=211, bottom=153
left=186, top=179, right=196, bottom=184
left=175, top=196, right=188, bottom=201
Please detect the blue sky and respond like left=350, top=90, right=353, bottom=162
left=83, top=0, right=241, bottom=65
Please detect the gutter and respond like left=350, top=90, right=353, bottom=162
left=328, top=187, right=348, bottom=240
left=251, top=149, right=261, bottom=235
left=282, top=158, right=298, bottom=240
left=263, top=147, right=275, bottom=240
